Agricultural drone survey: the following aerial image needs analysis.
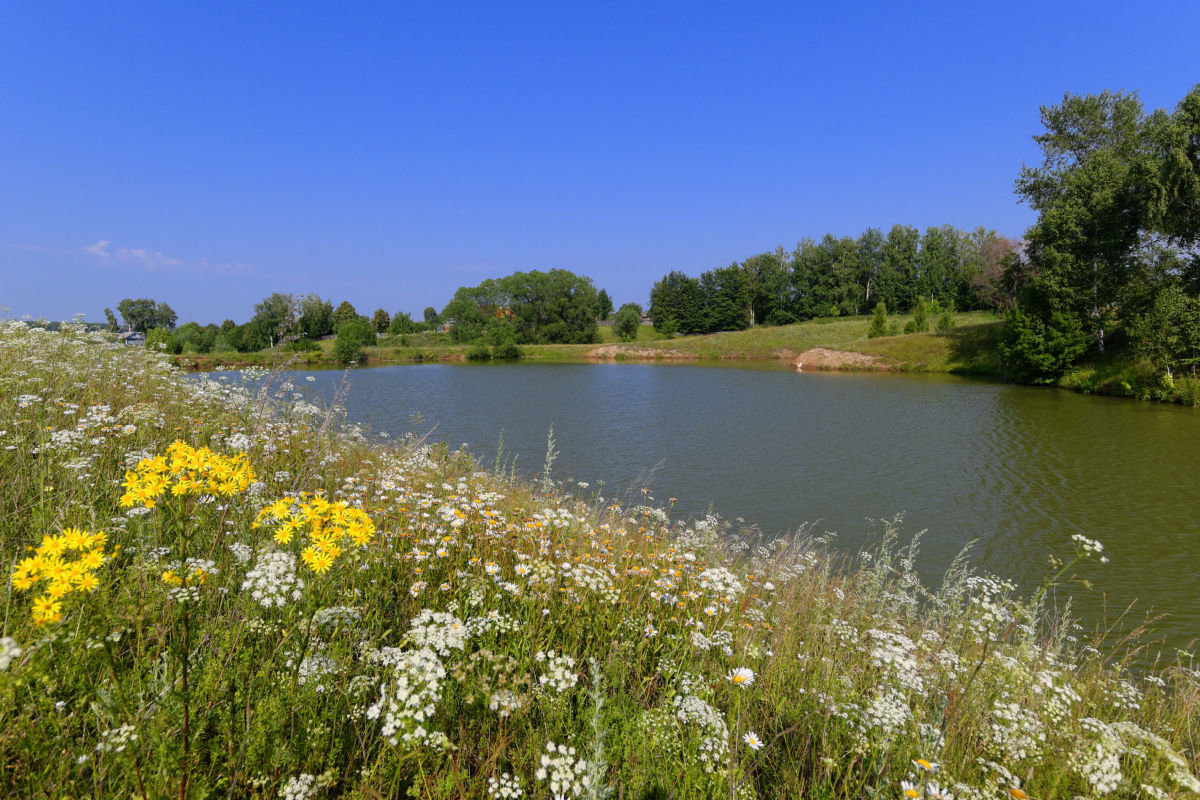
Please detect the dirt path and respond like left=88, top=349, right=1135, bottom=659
left=793, top=348, right=891, bottom=370
left=585, top=345, right=699, bottom=360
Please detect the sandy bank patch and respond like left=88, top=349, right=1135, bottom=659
left=586, top=345, right=698, bottom=361
left=793, top=348, right=890, bottom=370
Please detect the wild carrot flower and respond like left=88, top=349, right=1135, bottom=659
left=0, top=637, right=22, bottom=671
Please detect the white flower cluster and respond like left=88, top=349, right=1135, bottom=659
left=672, top=693, right=729, bottom=771
left=864, top=688, right=911, bottom=738
left=828, top=618, right=860, bottom=644
left=1109, top=678, right=1143, bottom=711
left=293, top=652, right=337, bottom=690
left=242, top=550, right=305, bottom=608
left=1071, top=534, right=1110, bottom=563
left=489, top=689, right=524, bottom=717
left=366, top=647, right=446, bottom=747
left=535, top=650, right=579, bottom=694
left=697, top=566, right=744, bottom=598
left=565, top=563, right=618, bottom=603
left=487, top=772, right=524, bottom=799
left=225, top=432, right=252, bottom=451
left=407, top=609, right=468, bottom=656
left=228, top=542, right=253, bottom=564
left=1034, top=670, right=1081, bottom=723
left=864, top=628, right=925, bottom=694
left=988, top=701, right=1045, bottom=761
left=279, top=773, right=318, bottom=800
left=535, top=740, right=588, bottom=799
left=1076, top=737, right=1123, bottom=795
left=691, top=628, right=733, bottom=655
left=314, top=606, right=361, bottom=629
left=0, top=637, right=22, bottom=671
left=95, top=724, right=138, bottom=753
left=467, top=611, right=519, bottom=637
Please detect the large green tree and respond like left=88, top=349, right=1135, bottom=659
left=595, top=289, right=614, bottom=320
left=442, top=270, right=600, bottom=345
left=298, top=294, right=334, bottom=339
left=649, top=270, right=704, bottom=334
left=1007, top=85, right=1200, bottom=378
left=117, top=298, right=176, bottom=333
left=742, top=246, right=792, bottom=326
left=699, top=263, right=751, bottom=332
left=250, top=293, right=298, bottom=349
left=332, top=301, right=359, bottom=328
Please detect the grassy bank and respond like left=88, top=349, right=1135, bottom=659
left=171, top=313, right=1003, bottom=373
left=2, top=321, right=1197, bottom=799
left=172, top=315, right=1200, bottom=407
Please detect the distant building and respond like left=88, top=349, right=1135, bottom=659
left=118, top=331, right=145, bottom=346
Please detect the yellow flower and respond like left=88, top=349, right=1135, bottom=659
left=162, top=570, right=182, bottom=587
left=302, top=547, right=334, bottom=575
left=273, top=521, right=297, bottom=545
left=79, top=549, right=105, bottom=571
left=62, top=527, right=90, bottom=550
left=300, top=546, right=321, bottom=569
left=74, top=572, right=100, bottom=592
left=11, top=573, right=37, bottom=591
left=38, top=535, right=68, bottom=558
left=32, top=595, right=62, bottom=625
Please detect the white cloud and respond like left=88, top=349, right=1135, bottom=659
left=115, top=246, right=183, bottom=270
left=82, top=240, right=110, bottom=258
left=80, top=239, right=244, bottom=273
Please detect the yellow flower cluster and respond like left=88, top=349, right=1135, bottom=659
left=119, top=440, right=256, bottom=508
left=253, top=493, right=376, bottom=575
left=11, top=527, right=110, bottom=625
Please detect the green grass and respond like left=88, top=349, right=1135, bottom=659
left=592, top=312, right=1003, bottom=372
left=173, top=314, right=1003, bottom=372
left=3, top=321, right=1198, bottom=799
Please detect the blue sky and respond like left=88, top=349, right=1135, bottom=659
left=3, top=1, right=1198, bottom=324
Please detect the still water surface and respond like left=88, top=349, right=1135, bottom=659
left=292, top=362, right=1199, bottom=653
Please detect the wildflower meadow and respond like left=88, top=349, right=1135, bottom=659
left=1, top=320, right=1197, bottom=799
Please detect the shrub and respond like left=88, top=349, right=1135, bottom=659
left=867, top=302, right=888, bottom=338
left=613, top=303, right=642, bottom=342
left=493, top=341, right=521, bottom=360
left=466, top=342, right=492, bottom=360
left=334, top=318, right=375, bottom=364
left=145, top=327, right=182, bottom=354
left=1000, top=308, right=1090, bottom=382
left=910, top=298, right=931, bottom=333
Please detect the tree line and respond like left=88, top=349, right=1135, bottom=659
left=107, top=294, right=451, bottom=359
left=648, top=226, right=1018, bottom=335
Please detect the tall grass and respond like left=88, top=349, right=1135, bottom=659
left=1, top=320, right=1196, bottom=798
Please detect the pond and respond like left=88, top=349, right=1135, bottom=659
left=268, top=362, right=1200, bottom=655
